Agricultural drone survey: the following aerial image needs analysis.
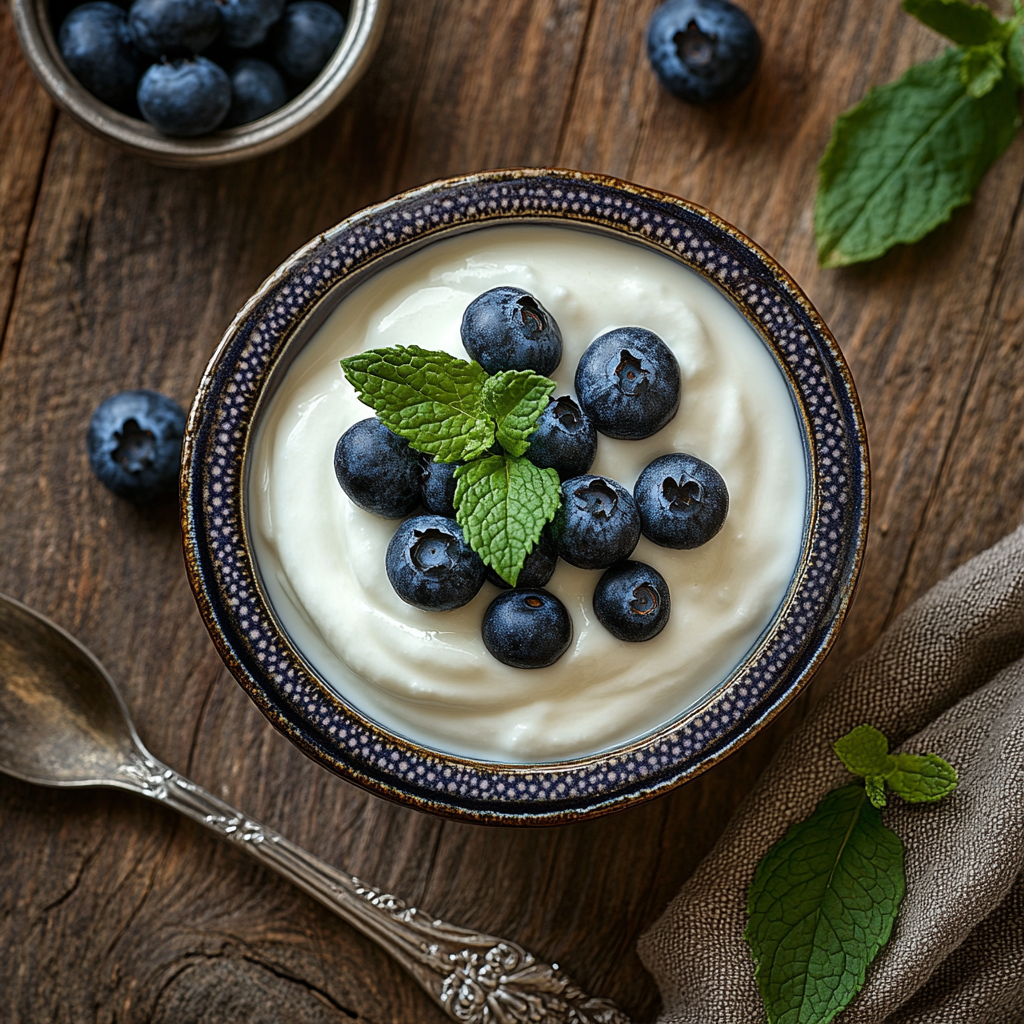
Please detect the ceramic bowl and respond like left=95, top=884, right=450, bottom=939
left=181, top=168, right=869, bottom=824
left=12, top=0, right=387, bottom=167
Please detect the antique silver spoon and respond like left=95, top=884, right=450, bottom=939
left=0, top=592, right=630, bottom=1024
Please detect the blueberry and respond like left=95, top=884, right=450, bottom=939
left=223, top=57, right=287, bottom=126
left=552, top=475, right=641, bottom=570
left=386, top=516, right=486, bottom=612
left=461, top=287, right=562, bottom=376
left=333, top=418, right=421, bottom=519
left=526, top=396, right=597, bottom=480
left=481, top=590, right=572, bottom=669
left=419, top=457, right=460, bottom=518
left=593, top=561, right=672, bottom=642
left=634, top=452, right=729, bottom=549
left=128, top=0, right=221, bottom=56
left=575, top=327, right=681, bottom=440
left=86, top=389, right=186, bottom=503
left=646, top=0, right=761, bottom=103
left=272, top=0, right=345, bottom=83
left=216, top=0, right=285, bottom=48
left=59, top=2, right=145, bottom=112
left=137, top=57, right=231, bottom=136
left=485, top=527, right=558, bottom=590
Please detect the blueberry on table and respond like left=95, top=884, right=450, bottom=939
left=333, top=418, right=422, bottom=519
left=552, top=474, right=641, bottom=570
left=461, top=287, right=563, bottom=375
left=128, top=0, right=221, bottom=56
left=223, top=57, right=288, bottom=126
left=526, top=396, right=597, bottom=480
left=137, top=57, right=232, bottom=136
left=485, top=527, right=558, bottom=590
left=86, top=389, right=186, bottom=503
left=575, top=327, right=680, bottom=440
left=216, top=0, right=286, bottom=48
left=272, top=0, right=346, bottom=83
left=482, top=590, right=573, bottom=669
left=593, top=561, right=672, bottom=642
left=646, top=0, right=761, bottom=104
left=386, top=516, right=486, bottom=612
left=419, top=457, right=460, bottom=518
left=634, top=452, right=729, bottom=549
left=59, top=2, right=145, bottom=112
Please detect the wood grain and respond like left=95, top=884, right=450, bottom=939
left=1, top=0, right=1023, bottom=1020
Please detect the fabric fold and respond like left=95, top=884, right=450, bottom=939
left=638, top=524, right=1024, bottom=1023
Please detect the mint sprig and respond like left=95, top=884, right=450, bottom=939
left=745, top=725, right=958, bottom=1024
left=341, top=347, right=562, bottom=584
left=815, top=0, right=1022, bottom=267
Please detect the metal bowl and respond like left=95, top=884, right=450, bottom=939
left=182, top=168, right=870, bottom=824
left=11, top=0, right=387, bottom=167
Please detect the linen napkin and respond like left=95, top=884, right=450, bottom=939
left=638, top=524, right=1024, bottom=1023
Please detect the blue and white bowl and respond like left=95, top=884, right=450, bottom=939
left=181, top=168, right=869, bottom=824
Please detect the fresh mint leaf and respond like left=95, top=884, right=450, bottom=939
left=902, top=0, right=1003, bottom=45
left=834, top=724, right=896, bottom=778
left=341, top=346, right=493, bottom=462
left=454, top=455, right=561, bottom=585
left=815, top=49, right=1020, bottom=267
left=482, top=370, right=556, bottom=458
left=961, top=42, right=1006, bottom=97
left=887, top=752, right=959, bottom=802
left=745, top=785, right=905, bottom=1024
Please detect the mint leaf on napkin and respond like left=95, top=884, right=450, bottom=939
left=745, top=785, right=906, bottom=1024
left=746, top=727, right=959, bottom=1024
left=482, top=370, right=556, bottom=458
left=888, top=752, right=959, bottom=802
left=815, top=49, right=1020, bottom=267
left=902, top=0, right=1003, bottom=45
left=341, top=346, right=493, bottom=462
left=454, top=455, right=560, bottom=585
left=833, top=724, right=958, bottom=808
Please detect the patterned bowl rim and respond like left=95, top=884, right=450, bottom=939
left=181, top=167, right=869, bottom=825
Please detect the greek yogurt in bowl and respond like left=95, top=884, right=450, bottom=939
left=248, top=224, right=807, bottom=763
left=183, top=168, right=867, bottom=823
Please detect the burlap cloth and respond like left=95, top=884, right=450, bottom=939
left=638, top=525, right=1024, bottom=1023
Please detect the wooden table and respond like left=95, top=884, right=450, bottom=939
left=2, top=0, right=1022, bottom=1019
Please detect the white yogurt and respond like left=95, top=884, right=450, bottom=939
left=248, top=225, right=807, bottom=763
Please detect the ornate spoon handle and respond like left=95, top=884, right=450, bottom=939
left=118, top=751, right=631, bottom=1024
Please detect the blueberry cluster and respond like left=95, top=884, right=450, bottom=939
left=334, top=287, right=730, bottom=671
left=56, top=0, right=346, bottom=136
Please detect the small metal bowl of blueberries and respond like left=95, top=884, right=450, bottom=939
left=12, top=0, right=387, bottom=165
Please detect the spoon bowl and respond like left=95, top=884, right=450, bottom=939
left=0, top=590, right=629, bottom=1023
left=0, top=594, right=142, bottom=788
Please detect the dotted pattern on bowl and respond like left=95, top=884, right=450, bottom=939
left=182, top=169, right=868, bottom=823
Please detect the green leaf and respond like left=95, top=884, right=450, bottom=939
left=902, top=0, right=1004, bottom=45
left=482, top=371, right=556, bottom=458
left=745, top=786, right=906, bottom=1024
left=865, top=776, right=888, bottom=809
left=961, top=42, right=1006, bottom=97
left=340, top=346, right=493, bottom=462
left=454, top=455, right=561, bottom=585
left=833, top=724, right=896, bottom=778
left=815, top=49, right=1020, bottom=267
left=1007, top=22, right=1024, bottom=84
left=887, top=752, right=959, bottom=802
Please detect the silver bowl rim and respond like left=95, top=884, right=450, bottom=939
left=11, top=0, right=389, bottom=167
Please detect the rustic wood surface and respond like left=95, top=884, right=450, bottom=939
left=1, top=0, right=1023, bottom=1019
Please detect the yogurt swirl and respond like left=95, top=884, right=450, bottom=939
left=248, top=225, right=807, bottom=762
